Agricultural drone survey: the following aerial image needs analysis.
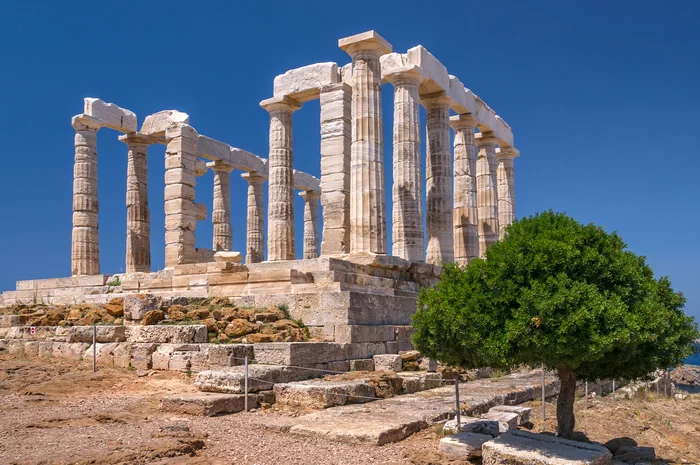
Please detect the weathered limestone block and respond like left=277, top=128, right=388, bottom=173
left=489, top=405, right=531, bottom=425
left=340, top=31, right=392, bottom=255
left=0, top=315, right=19, bottom=327
left=482, top=430, right=612, bottom=465
left=195, top=365, right=322, bottom=393
left=71, top=114, right=101, bottom=276
left=335, top=325, right=396, bottom=344
left=349, top=358, right=375, bottom=371
left=451, top=114, right=479, bottom=265
left=299, top=191, right=320, bottom=259
left=496, top=148, right=518, bottom=240
left=274, top=62, right=339, bottom=102
left=83, top=97, right=137, bottom=133
left=419, top=357, right=438, bottom=372
left=423, top=92, right=454, bottom=265
left=483, top=410, right=519, bottom=430
left=260, top=96, right=301, bottom=261
left=161, top=392, right=256, bottom=416
left=126, top=325, right=207, bottom=344
left=123, top=294, right=162, bottom=322
left=241, top=172, right=266, bottom=263
left=140, top=110, right=189, bottom=136
left=320, top=83, right=351, bottom=255
left=439, top=432, right=492, bottom=459
left=66, top=326, right=126, bottom=343
left=476, top=132, right=500, bottom=257
left=254, top=342, right=345, bottom=366
left=52, top=342, right=89, bottom=360
left=130, top=343, right=157, bottom=370
left=207, top=344, right=254, bottom=367
left=82, top=342, right=121, bottom=365
left=274, top=380, right=375, bottom=409
left=373, top=354, right=402, bottom=372
left=208, top=161, right=235, bottom=251
left=387, top=66, right=424, bottom=262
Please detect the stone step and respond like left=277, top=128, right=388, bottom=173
left=439, top=432, right=492, bottom=460
left=161, top=392, right=257, bottom=416
left=194, top=365, right=323, bottom=393
left=489, top=405, right=531, bottom=425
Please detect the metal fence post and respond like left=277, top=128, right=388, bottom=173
left=244, top=355, right=249, bottom=412
left=585, top=381, right=588, bottom=409
left=612, top=379, right=616, bottom=400
left=92, top=325, right=97, bottom=372
left=541, top=365, right=546, bottom=421
left=454, top=376, right=461, bottom=428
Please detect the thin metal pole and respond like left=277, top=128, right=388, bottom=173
left=585, top=381, right=588, bottom=409
left=244, top=355, right=249, bottom=412
left=92, top=325, right=96, bottom=372
left=612, top=380, right=616, bottom=400
left=541, top=365, right=546, bottom=421
left=454, top=376, right=461, bottom=428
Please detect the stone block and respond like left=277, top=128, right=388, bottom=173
left=83, top=97, right=137, bottom=133
left=169, top=352, right=192, bottom=372
left=274, top=62, right=339, bottom=102
left=334, top=325, right=396, bottom=343
left=52, top=342, right=89, bottom=360
left=207, top=344, right=254, bottom=367
left=126, top=325, right=207, bottom=344
left=37, top=342, right=54, bottom=358
left=195, top=365, right=322, bottom=394
left=141, top=109, right=189, bottom=136
left=373, top=354, right=402, bottom=372
left=440, top=432, right=492, bottom=459
left=112, top=343, right=133, bottom=368
left=0, top=315, right=19, bottom=328
left=161, top=393, right=256, bottom=416
left=253, top=342, right=345, bottom=366
left=274, top=382, right=348, bottom=409
left=489, top=405, right=531, bottom=425
left=349, top=358, right=374, bottom=371
left=24, top=341, right=39, bottom=357
left=66, top=326, right=126, bottom=343
left=419, top=358, right=438, bottom=372
left=123, top=294, right=162, bottom=321
left=83, top=342, right=120, bottom=366
left=130, top=343, right=157, bottom=370
left=394, top=325, right=413, bottom=343
left=213, top=251, right=243, bottom=263
left=483, top=410, right=519, bottom=430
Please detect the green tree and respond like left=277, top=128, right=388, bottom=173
left=412, top=211, right=699, bottom=439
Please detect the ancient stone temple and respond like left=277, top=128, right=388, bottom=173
left=1, top=30, right=519, bottom=343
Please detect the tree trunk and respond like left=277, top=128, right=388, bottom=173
left=556, top=366, right=576, bottom=439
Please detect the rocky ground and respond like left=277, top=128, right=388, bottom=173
left=1, top=353, right=699, bottom=465
left=671, top=364, right=700, bottom=386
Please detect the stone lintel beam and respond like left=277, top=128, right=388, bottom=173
left=140, top=110, right=190, bottom=138
left=72, top=114, right=102, bottom=131
left=273, top=62, right=340, bottom=102
left=83, top=97, right=137, bottom=133
left=449, top=113, right=478, bottom=129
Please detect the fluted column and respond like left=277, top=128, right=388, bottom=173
left=450, top=114, right=479, bottom=265
left=475, top=132, right=500, bottom=257
left=208, top=161, right=235, bottom=251
left=496, top=148, right=519, bottom=239
left=387, top=67, right=424, bottom=262
left=119, top=133, right=153, bottom=273
left=71, top=115, right=101, bottom=276
left=241, top=172, right=266, bottom=264
left=423, top=93, right=454, bottom=265
left=260, top=96, right=301, bottom=261
left=339, top=31, right=392, bottom=255
left=299, top=190, right=321, bottom=259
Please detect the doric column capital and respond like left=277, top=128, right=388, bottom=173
left=475, top=131, right=500, bottom=147
left=421, top=91, right=452, bottom=110
left=496, top=147, right=521, bottom=160
left=450, top=113, right=478, bottom=130
left=206, top=160, right=235, bottom=173
left=241, top=171, right=267, bottom=184
left=71, top=114, right=102, bottom=132
left=339, top=30, right=392, bottom=57
left=385, top=65, right=424, bottom=86
left=118, top=132, right=156, bottom=147
left=260, top=96, right=302, bottom=114
left=298, top=190, right=321, bottom=201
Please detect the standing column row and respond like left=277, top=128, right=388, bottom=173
left=299, top=191, right=320, bottom=259
left=475, top=132, right=500, bottom=257
left=242, top=171, right=266, bottom=264
left=208, top=161, right=235, bottom=252
left=71, top=115, right=102, bottom=276
left=451, top=114, right=479, bottom=265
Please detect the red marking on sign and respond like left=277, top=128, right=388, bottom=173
left=30, top=327, right=36, bottom=334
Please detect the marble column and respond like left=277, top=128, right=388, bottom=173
left=71, top=115, right=101, bottom=276
left=339, top=31, right=392, bottom=255
left=241, top=171, right=266, bottom=264
left=450, top=114, right=479, bottom=265
left=387, top=67, right=424, bottom=262
left=496, top=148, right=518, bottom=239
left=260, top=96, right=301, bottom=261
left=164, top=124, right=201, bottom=267
left=119, top=133, right=152, bottom=273
left=208, top=161, right=235, bottom=252
left=423, top=93, right=454, bottom=265
left=319, top=83, right=351, bottom=255
left=299, top=190, right=321, bottom=259
left=475, top=132, right=500, bottom=257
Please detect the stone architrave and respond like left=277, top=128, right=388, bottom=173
left=208, top=161, right=235, bottom=252
left=450, top=114, right=479, bottom=265
left=119, top=133, right=153, bottom=273
left=241, top=171, right=266, bottom=263
left=319, top=83, right=351, bottom=255
left=164, top=124, right=201, bottom=267
left=387, top=66, right=424, bottom=262
left=299, top=190, right=321, bottom=259
left=475, top=132, right=500, bottom=257
left=339, top=31, right=392, bottom=255
left=423, top=92, right=454, bottom=265
left=71, top=115, right=102, bottom=276
left=496, top=148, right=518, bottom=240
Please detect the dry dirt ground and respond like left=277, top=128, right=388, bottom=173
left=1, top=354, right=698, bottom=465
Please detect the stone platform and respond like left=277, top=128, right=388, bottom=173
left=1, top=255, right=439, bottom=345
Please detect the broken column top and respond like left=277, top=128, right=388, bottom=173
left=273, top=62, right=340, bottom=102
left=140, top=109, right=190, bottom=136
left=83, top=97, right=137, bottom=133
left=339, top=30, right=392, bottom=55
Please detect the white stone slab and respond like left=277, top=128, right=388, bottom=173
left=293, top=170, right=321, bottom=193
left=406, top=46, right=450, bottom=95
left=140, top=110, right=190, bottom=136
left=274, top=62, right=339, bottom=102
left=83, top=98, right=137, bottom=133
left=440, top=432, right=491, bottom=459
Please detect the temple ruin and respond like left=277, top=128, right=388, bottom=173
left=0, top=30, right=519, bottom=344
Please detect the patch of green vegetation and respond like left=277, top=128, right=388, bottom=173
left=106, top=276, right=121, bottom=287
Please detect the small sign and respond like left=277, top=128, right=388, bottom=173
left=30, top=327, right=36, bottom=335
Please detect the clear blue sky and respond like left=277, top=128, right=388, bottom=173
left=0, top=1, right=698, bottom=321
